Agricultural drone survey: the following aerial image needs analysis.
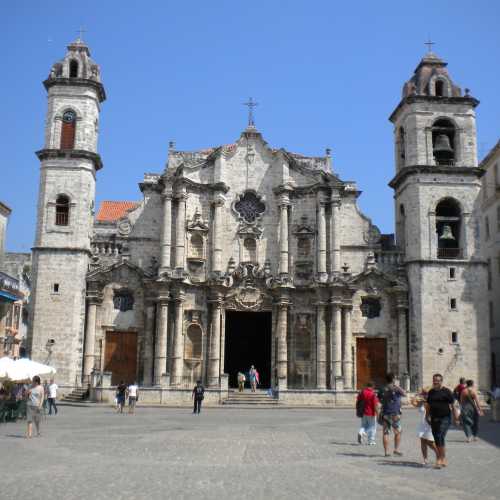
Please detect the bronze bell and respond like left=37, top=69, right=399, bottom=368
left=433, top=134, right=454, bottom=155
left=439, top=224, right=455, bottom=240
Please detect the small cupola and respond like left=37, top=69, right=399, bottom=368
left=45, top=36, right=105, bottom=102
left=401, top=51, right=461, bottom=98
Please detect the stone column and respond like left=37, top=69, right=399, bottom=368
left=278, top=193, right=290, bottom=275
left=170, top=292, right=185, bottom=384
left=397, top=304, right=408, bottom=377
left=317, top=193, right=327, bottom=280
left=212, top=194, right=225, bottom=274
left=330, top=196, right=341, bottom=274
left=331, top=301, right=342, bottom=381
left=153, top=298, right=169, bottom=385
left=277, top=300, right=289, bottom=387
left=142, top=302, right=156, bottom=386
left=427, top=210, right=436, bottom=260
left=159, top=186, right=173, bottom=272
left=316, top=302, right=327, bottom=389
left=208, top=296, right=222, bottom=386
left=342, top=306, right=353, bottom=389
left=174, top=190, right=187, bottom=270
left=83, top=299, right=100, bottom=381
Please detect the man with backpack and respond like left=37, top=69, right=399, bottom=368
left=356, top=381, right=380, bottom=445
left=378, top=373, right=406, bottom=457
left=192, top=380, right=205, bottom=415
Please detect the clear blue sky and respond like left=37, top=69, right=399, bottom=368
left=2, top=1, right=500, bottom=252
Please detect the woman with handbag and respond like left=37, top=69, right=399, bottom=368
left=460, top=379, right=484, bottom=442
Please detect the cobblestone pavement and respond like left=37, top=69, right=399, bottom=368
left=1, top=406, right=499, bottom=500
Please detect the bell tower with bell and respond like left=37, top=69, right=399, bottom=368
left=389, top=47, right=490, bottom=390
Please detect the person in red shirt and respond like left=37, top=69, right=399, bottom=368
left=453, top=377, right=466, bottom=401
left=356, top=382, right=380, bottom=445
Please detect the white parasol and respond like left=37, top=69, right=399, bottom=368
left=0, top=356, right=15, bottom=379
left=4, top=358, right=56, bottom=381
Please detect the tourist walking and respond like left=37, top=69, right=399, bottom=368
left=42, top=380, right=49, bottom=414
left=47, top=378, right=58, bottom=415
left=26, top=376, right=44, bottom=438
left=459, top=379, right=483, bottom=442
left=411, top=389, right=437, bottom=465
left=116, top=381, right=127, bottom=414
left=453, top=377, right=466, bottom=401
left=237, top=372, right=246, bottom=392
left=249, top=365, right=258, bottom=392
left=128, top=381, right=139, bottom=414
left=192, top=380, right=205, bottom=414
left=426, top=373, right=457, bottom=469
left=356, top=381, right=379, bottom=445
left=378, top=373, right=406, bottom=457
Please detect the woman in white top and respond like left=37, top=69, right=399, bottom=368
left=26, top=376, right=44, bottom=438
left=411, top=389, right=438, bottom=465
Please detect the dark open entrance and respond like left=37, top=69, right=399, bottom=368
left=224, top=311, right=272, bottom=389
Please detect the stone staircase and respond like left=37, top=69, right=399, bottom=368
left=223, top=389, right=279, bottom=406
left=61, top=387, right=88, bottom=403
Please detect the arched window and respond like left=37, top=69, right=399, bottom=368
left=113, top=289, right=134, bottom=312
left=60, top=110, right=76, bottom=149
left=432, top=119, right=455, bottom=166
left=55, top=195, right=70, bottom=226
left=435, top=80, right=444, bottom=97
left=69, top=59, right=79, bottom=78
left=190, top=234, right=204, bottom=259
left=436, top=198, right=461, bottom=259
left=185, top=324, right=202, bottom=360
left=243, top=238, right=257, bottom=262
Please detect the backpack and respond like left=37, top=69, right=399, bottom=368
left=379, top=385, right=401, bottom=413
left=195, top=385, right=204, bottom=399
left=356, top=395, right=365, bottom=418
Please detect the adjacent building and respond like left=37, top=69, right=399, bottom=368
left=479, top=140, right=500, bottom=386
left=27, top=38, right=491, bottom=403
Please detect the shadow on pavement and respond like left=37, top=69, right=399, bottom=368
left=329, top=441, right=358, bottom=446
left=377, top=460, right=423, bottom=468
left=337, top=452, right=379, bottom=458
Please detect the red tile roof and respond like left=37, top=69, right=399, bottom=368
left=96, top=201, right=139, bottom=222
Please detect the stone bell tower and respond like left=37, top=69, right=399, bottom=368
left=389, top=49, right=490, bottom=390
left=28, top=37, right=106, bottom=386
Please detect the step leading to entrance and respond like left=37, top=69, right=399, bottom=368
left=223, top=390, right=279, bottom=405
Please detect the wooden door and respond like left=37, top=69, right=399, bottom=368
left=104, top=331, right=137, bottom=385
left=356, top=338, right=387, bottom=390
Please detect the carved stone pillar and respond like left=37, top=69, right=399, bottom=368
left=83, top=296, right=101, bottom=381
left=279, top=193, right=290, bottom=275
left=174, top=190, right=187, bottom=270
left=170, top=292, right=185, bottom=384
left=331, top=301, right=342, bottom=381
left=154, top=297, right=169, bottom=385
left=342, top=306, right=353, bottom=389
left=142, top=302, right=156, bottom=386
left=330, top=196, right=341, bottom=274
left=317, top=193, right=327, bottom=280
left=316, top=302, right=327, bottom=389
left=212, top=194, right=225, bottom=274
left=397, top=303, right=408, bottom=377
left=159, top=186, right=173, bottom=272
left=277, top=300, right=289, bottom=387
left=208, top=295, right=223, bottom=386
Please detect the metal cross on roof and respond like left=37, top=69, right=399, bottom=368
left=76, top=26, right=87, bottom=41
left=243, top=97, right=258, bottom=127
left=424, top=38, right=435, bottom=53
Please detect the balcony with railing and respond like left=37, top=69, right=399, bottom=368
left=437, top=247, right=462, bottom=259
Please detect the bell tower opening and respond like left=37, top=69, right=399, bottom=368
left=224, top=311, right=272, bottom=389
left=432, top=119, right=456, bottom=165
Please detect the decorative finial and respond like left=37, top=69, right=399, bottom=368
left=76, top=26, right=87, bottom=42
left=168, top=141, right=175, bottom=150
left=424, top=38, right=435, bottom=53
left=464, top=88, right=470, bottom=97
left=243, top=97, right=258, bottom=127
left=325, top=148, right=331, bottom=157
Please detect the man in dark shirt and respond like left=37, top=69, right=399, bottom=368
left=192, top=380, right=205, bottom=415
left=378, top=373, right=406, bottom=457
left=116, top=381, right=127, bottom=414
left=426, top=373, right=456, bottom=469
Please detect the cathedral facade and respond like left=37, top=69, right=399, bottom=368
left=27, top=38, right=490, bottom=403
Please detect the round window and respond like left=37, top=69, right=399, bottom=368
left=62, top=110, right=76, bottom=123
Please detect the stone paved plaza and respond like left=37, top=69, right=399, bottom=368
left=1, top=406, right=499, bottom=500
